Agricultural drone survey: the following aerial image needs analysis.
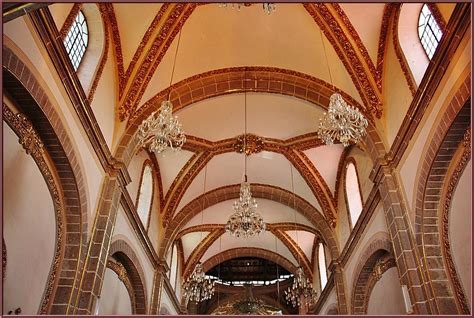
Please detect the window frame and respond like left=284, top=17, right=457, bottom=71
left=417, top=4, right=443, bottom=60
left=317, top=242, right=328, bottom=292
left=63, top=10, right=89, bottom=71
left=135, top=160, right=155, bottom=230
left=344, top=158, right=364, bottom=230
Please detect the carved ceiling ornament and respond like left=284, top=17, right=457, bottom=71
left=233, top=134, right=265, bottom=155
left=3, top=105, right=64, bottom=314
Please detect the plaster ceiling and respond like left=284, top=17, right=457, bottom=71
left=52, top=2, right=391, bottom=276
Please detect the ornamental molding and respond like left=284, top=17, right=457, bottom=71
left=59, top=3, right=82, bottom=39
left=131, top=67, right=370, bottom=127
left=440, top=127, right=471, bottom=314
left=161, top=133, right=336, bottom=230
left=3, top=105, right=64, bottom=314
left=118, top=3, right=197, bottom=121
left=304, top=3, right=382, bottom=118
left=233, top=134, right=265, bottom=155
left=107, top=260, right=137, bottom=311
left=392, top=4, right=417, bottom=96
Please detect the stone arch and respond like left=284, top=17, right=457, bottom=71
left=161, top=184, right=339, bottom=263
left=351, top=233, right=395, bottom=314
left=201, top=248, right=298, bottom=275
left=108, top=239, right=148, bottom=314
left=413, top=77, right=470, bottom=314
left=3, top=45, right=89, bottom=314
left=114, top=67, right=386, bottom=169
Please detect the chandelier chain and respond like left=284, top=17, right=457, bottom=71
left=244, top=69, right=247, bottom=179
left=290, top=164, right=300, bottom=265
left=168, top=28, right=183, bottom=99
left=319, top=26, right=334, bottom=88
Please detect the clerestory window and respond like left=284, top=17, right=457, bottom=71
left=64, top=10, right=89, bottom=70
left=418, top=4, right=443, bottom=60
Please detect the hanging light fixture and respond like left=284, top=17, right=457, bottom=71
left=316, top=28, right=368, bottom=147
left=137, top=30, right=186, bottom=154
left=284, top=165, right=318, bottom=308
left=182, top=262, right=215, bottom=303
left=284, top=266, right=318, bottom=308
left=182, top=165, right=215, bottom=303
left=218, top=3, right=276, bottom=14
left=226, top=72, right=266, bottom=238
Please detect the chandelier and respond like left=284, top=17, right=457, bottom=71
left=284, top=267, right=318, bottom=308
left=137, top=29, right=186, bottom=154
left=137, top=100, right=186, bottom=154
left=315, top=26, right=368, bottom=147
left=226, top=72, right=266, bottom=238
left=219, top=3, right=276, bottom=14
left=226, top=176, right=266, bottom=238
left=183, top=262, right=215, bottom=303
left=317, top=93, right=368, bottom=147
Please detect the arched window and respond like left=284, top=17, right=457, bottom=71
left=345, top=162, right=363, bottom=228
left=136, top=163, right=154, bottom=228
left=418, top=4, right=443, bottom=60
left=64, top=10, right=88, bottom=70
left=318, top=243, right=328, bottom=290
left=169, top=244, right=178, bottom=290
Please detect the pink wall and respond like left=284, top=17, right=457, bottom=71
left=3, top=123, right=56, bottom=314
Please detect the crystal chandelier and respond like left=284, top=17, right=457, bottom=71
left=316, top=27, right=368, bottom=147
left=226, top=71, right=266, bottom=238
left=218, top=3, right=276, bottom=14
left=137, top=30, right=185, bottom=154
left=137, top=100, right=186, bottom=153
left=317, top=93, right=368, bottom=147
left=182, top=262, right=215, bottom=303
left=284, top=267, right=318, bottom=308
left=284, top=166, right=317, bottom=308
left=226, top=176, right=266, bottom=238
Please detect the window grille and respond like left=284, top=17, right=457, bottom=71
left=418, top=4, right=443, bottom=60
left=64, top=10, right=89, bottom=70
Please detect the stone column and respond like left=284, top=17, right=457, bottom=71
left=329, top=260, right=348, bottom=314
left=375, top=165, right=435, bottom=314
left=150, top=259, right=169, bottom=314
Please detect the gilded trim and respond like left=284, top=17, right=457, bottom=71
left=392, top=4, right=418, bottom=96
left=160, top=134, right=336, bottom=229
left=119, top=4, right=197, bottom=121
left=106, top=260, right=137, bottom=313
left=440, top=128, right=471, bottom=314
left=304, top=3, right=382, bottom=118
left=59, top=3, right=82, bottom=39
left=376, top=4, right=396, bottom=92
left=3, top=105, right=64, bottom=314
left=87, top=4, right=110, bottom=104
left=122, top=4, right=170, bottom=96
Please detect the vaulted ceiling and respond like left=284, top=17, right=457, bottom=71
left=55, top=2, right=394, bottom=284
